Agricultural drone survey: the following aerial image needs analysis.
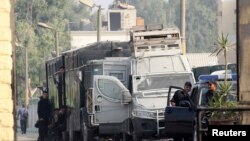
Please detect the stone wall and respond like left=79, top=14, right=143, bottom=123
left=0, top=0, right=15, bottom=140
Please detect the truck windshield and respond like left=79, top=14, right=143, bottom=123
left=135, top=73, right=193, bottom=91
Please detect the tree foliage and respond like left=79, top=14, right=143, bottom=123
left=127, top=0, right=218, bottom=53
left=15, top=0, right=91, bottom=103
left=128, top=0, right=168, bottom=25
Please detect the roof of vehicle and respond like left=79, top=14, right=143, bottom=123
left=191, top=73, right=238, bottom=89
left=198, top=73, right=237, bottom=83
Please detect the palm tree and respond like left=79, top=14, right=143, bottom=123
left=209, top=33, right=238, bottom=121
left=211, top=33, right=235, bottom=82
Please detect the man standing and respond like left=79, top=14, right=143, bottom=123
left=170, top=81, right=192, bottom=106
left=201, top=80, right=218, bottom=141
left=205, top=80, right=218, bottom=105
left=17, top=104, right=28, bottom=134
left=37, top=90, right=51, bottom=141
left=170, top=81, right=192, bottom=141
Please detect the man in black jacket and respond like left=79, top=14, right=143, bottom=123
left=170, top=81, right=192, bottom=141
left=170, top=81, right=192, bottom=106
left=37, top=90, right=51, bottom=141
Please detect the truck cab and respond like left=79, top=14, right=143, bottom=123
left=128, top=25, right=195, bottom=140
left=164, top=73, right=237, bottom=140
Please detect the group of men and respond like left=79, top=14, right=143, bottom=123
left=170, top=80, right=218, bottom=141
left=170, top=80, right=217, bottom=107
left=37, top=66, right=66, bottom=141
left=37, top=90, right=66, bottom=141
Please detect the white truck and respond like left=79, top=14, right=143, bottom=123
left=81, top=25, right=195, bottom=140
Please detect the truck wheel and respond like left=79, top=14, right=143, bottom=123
left=83, top=122, right=94, bottom=141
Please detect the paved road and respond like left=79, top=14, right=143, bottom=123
left=16, top=131, right=172, bottom=141
left=17, top=132, right=38, bottom=141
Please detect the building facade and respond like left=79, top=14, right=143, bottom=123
left=107, top=2, right=136, bottom=31
left=218, top=0, right=236, bottom=36
left=217, top=0, right=237, bottom=65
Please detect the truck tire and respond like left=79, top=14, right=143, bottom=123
left=83, top=122, right=94, bottom=141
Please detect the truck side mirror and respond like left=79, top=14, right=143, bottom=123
left=122, top=90, right=132, bottom=104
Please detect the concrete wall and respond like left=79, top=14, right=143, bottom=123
left=238, top=0, right=250, bottom=102
left=0, top=0, right=15, bottom=140
left=238, top=0, right=250, bottom=124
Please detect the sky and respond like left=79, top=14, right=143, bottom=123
left=93, top=0, right=114, bottom=11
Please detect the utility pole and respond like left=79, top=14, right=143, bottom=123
left=25, top=46, right=29, bottom=106
left=181, top=0, right=186, bottom=55
left=55, top=31, right=59, bottom=57
left=79, top=0, right=102, bottom=43
left=16, top=43, right=29, bottom=106
left=97, top=5, right=102, bottom=42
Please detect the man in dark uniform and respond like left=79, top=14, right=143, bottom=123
left=170, top=81, right=192, bottom=141
left=37, top=90, right=51, bottom=141
left=201, top=80, right=218, bottom=141
left=205, top=80, right=218, bottom=105
left=170, top=81, right=192, bottom=106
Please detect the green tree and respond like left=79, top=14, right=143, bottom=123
left=211, top=33, right=235, bottom=81
left=128, top=0, right=168, bottom=25
left=128, top=0, right=218, bottom=53
left=15, top=0, right=91, bottom=104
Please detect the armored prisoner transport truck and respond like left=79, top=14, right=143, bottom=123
left=45, top=25, right=195, bottom=141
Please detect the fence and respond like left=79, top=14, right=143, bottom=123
left=196, top=107, right=250, bottom=141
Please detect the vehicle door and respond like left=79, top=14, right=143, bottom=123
left=165, top=86, right=196, bottom=136
left=93, top=75, right=131, bottom=124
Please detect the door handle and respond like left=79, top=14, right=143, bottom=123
left=95, top=105, right=100, bottom=112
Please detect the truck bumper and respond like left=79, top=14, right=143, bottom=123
left=132, top=117, right=166, bottom=139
